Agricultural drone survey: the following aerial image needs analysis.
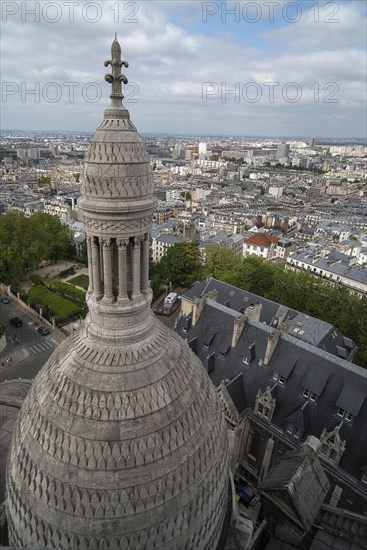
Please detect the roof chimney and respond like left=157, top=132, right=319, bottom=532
left=207, top=288, right=218, bottom=301
left=192, top=296, right=205, bottom=326
left=263, top=329, right=280, bottom=366
left=231, top=314, right=246, bottom=349
left=245, top=302, right=262, bottom=321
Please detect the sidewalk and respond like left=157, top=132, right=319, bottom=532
left=0, top=344, right=30, bottom=367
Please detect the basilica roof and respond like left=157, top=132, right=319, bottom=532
left=6, top=38, right=230, bottom=549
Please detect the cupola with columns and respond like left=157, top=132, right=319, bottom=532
left=79, top=36, right=156, bottom=342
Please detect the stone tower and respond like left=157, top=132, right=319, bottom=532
left=6, top=38, right=230, bottom=549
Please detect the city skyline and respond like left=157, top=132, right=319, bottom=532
left=1, top=0, right=367, bottom=138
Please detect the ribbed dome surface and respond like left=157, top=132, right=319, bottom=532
left=6, top=316, right=229, bottom=548
left=6, top=37, right=229, bottom=549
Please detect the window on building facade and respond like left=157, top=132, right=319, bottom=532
left=337, top=408, right=353, bottom=421
left=272, top=373, right=285, bottom=385
left=286, top=423, right=301, bottom=439
left=303, top=388, right=317, bottom=401
left=320, top=444, right=328, bottom=456
left=320, top=444, right=338, bottom=463
left=329, top=449, right=337, bottom=461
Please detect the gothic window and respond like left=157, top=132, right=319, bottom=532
left=320, top=444, right=328, bottom=455
left=320, top=445, right=337, bottom=463
left=329, top=449, right=337, bottom=461
left=319, top=427, right=346, bottom=466
left=254, top=387, right=276, bottom=422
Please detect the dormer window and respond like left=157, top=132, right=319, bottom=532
left=320, top=445, right=337, bottom=463
left=254, top=387, right=275, bottom=422
left=243, top=356, right=249, bottom=365
left=303, top=388, right=317, bottom=401
left=319, top=427, right=346, bottom=467
left=337, top=408, right=353, bottom=422
left=286, top=423, right=300, bottom=438
left=362, top=472, right=367, bottom=485
left=272, top=373, right=285, bottom=385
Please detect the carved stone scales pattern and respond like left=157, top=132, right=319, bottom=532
left=6, top=37, right=229, bottom=549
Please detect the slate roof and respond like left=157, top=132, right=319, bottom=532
left=184, top=278, right=357, bottom=359
left=225, top=373, right=247, bottom=415
left=176, top=291, right=367, bottom=488
left=259, top=443, right=329, bottom=530
left=156, top=234, right=191, bottom=244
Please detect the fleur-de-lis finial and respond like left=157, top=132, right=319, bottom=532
left=104, top=35, right=129, bottom=105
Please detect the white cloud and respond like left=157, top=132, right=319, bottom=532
left=1, top=0, right=366, bottom=137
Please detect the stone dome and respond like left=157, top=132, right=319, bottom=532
left=6, top=38, right=230, bottom=549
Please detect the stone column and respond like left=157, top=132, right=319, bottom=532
left=132, top=236, right=142, bottom=299
left=117, top=238, right=129, bottom=302
left=101, top=238, right=114, bottom=303
left=86, top=236, right=94, bottom=295
left=91, top=236, right=103, bottom=300
left=141, top=234, right=150, bottom=294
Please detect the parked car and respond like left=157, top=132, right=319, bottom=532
left=9, top=317, right=23, bottom=328
left=9, top=335, right=17, bottom=343
left=1, top=297, right=10, bottom=304
left=37, top=326, right=50, bottom=336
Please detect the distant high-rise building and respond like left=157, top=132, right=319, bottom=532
left=309, top=137, right=316, bottom=148
left=277, top=142, right=290, bottom=159
left=16, top=148, right=27, bottom=159
left=198, top=142, right=207, bottom=158
left=28, top=147, right=40, bottom=160
left=172, top=142, right=184, bottom=160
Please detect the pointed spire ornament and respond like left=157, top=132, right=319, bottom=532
left=104, top=36, right=129, bottom=105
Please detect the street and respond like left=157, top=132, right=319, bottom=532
left=0, top=298, right=59, bottom=383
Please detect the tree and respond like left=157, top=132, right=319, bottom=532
left=203, top=246, right=241, bottom=286
left=158, top=242, right=202, bottom=285
left=200, top=245, right=367, bottom=369
left=0, top=212, right=74, bottom=286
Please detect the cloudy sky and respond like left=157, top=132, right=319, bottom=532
left=1, top=0, right=366, bottom=137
